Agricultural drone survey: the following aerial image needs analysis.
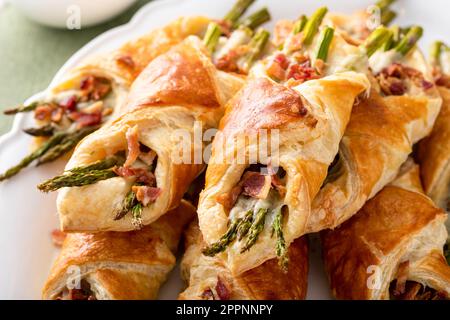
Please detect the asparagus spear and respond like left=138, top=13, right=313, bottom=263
left=394, top=25, right=423, bottom=56
left=376, top=0, right=396, bottom=12
left=223, top=0, right=256, bottom=27
left=363, top=26, right=393, bottom=57
left=380, top=9, right=396, bottom=26
left=0, top=131, right=68, bottom=182
left=202, top=218, right=241, bottom=256
left=114, top=190, right=138, bottom=220
left=238, top=29, right=270, bottom=73
left=131, top=202, right=143, bottom=229
left=302, top=7, right=328, bottom=46
left=316, top=27, right=334, bottom=61
left=37, top=155, right=122, bottom=192
left=293, top=15, right=308, bottom=35
left=237, top=210, right=253, bottom=240
left=430, top=41, right=445, bottom=66
left=3, top=102, right=39, bottom=115
left=36, top=126, right=98, bottom=165
left=23, top=124, right=55, bottom=137
left=271, top=207, right=288, bottom=270
left=203, top=22, right=222, bottom=53
left=382, top=25, right=400, bottom=51
left=237, top=7, right=271, bottom=30
left=241, top=208, right=268, bottom=253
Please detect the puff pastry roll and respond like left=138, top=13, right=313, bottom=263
left=179, top=221, right=308, bottom=300
left=417, top=42, right=450, bottom=211
left=308, top=26, right=442, bottom=233
left=42, top=200, right=195, bottom=300
left=0, top=16, right=211, bottom=181
left=322, top=161, right=450, bottom=300
left=198, top=8, right=371, bottom=275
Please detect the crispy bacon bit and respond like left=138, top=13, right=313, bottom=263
left=274, top=53, right=290, bottom=69
left=393, top=261, right=410, bottom=296
left=216, top=185, right=243, bottom=211
left=132, top=185, right=161, bottom=206
left=116, top=55, right=135, bottom=69
left=80, top=76, right=112, bottom=101
left=60, top=95, right=78, bottom=112
left=51, top=229, right=66, bottom=247
left=241, top=171, right=272, bottom=199
left=70, top=111, right=102, bottom=129
left=201, top=288, right=215, bottom=300
left=124, top=125, right=140, bottom=167
left=266, top=53, right=290, bottom=81
left=34, top=104, right=54, bottom=121
left=114, top=167, right=156, bottom=186
left=377, top=63, right=433, bottom=96
left=215, top=277, right=231, bottom=300
left=286, top=60, right=319, bottom=83
left=215, top=50, right=240, bottom=73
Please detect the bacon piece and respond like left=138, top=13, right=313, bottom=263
left=286, top=60, right=319, bottom=83
left=114, top=167, right=156, bottom=186
left=70, top=111, right=102, bottom=129
left=116, top=55, right=135, bottom=69
left=201, top=288, right=215, bottom=300
left=51, top=229, right=66, bottom=248
left=241, top=171, right=272, bottom=199
left=80, top=76, right=112, bottom=101
left=215, top=277, right=231, bottom=300
left=60, top=95, right=78, bottom=112
left=124, top=125, right=140, bottom=167
left=132, top=185, right=161, bottom=206
left=34, top=104, right=54, bottom=121
left=216, top=185, right=243, bottom=212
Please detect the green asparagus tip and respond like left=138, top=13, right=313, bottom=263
left=293, top=15, right=308, bottom=35
left=375, top=0, right=396, bottom=11
left=430, top=41, right=444, bottom=66
left=240, top=28, right=270, bottom=73
left=363, top=26, right=393, bottom=57
left=271, top=207, right=288, bottom=271
left=3, top=102, right=38, bottom=115
left=240, top=208, right=267, bottom=253
left=316, top=27, right=334, bottom=62
left=394, top=25, right=423, bottom=56
left=131, top=202, right=144, bottom=229
left=237, top=7, right=271, bottom=30
left=203, top=22, right=222, bottom=53
left=380, top=9, right=397, bottom=26
left=202, top=218, right=241, bottom=256
left=302, top=7, right=328, bottom=46
left=224, top=0, right=256, bottom=26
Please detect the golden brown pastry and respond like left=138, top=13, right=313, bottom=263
left=308, top=24, right=442, bottom=233
left=417, top=43, right=450, bottom=211
left=51, top=35, right=246, bottom=233
left=322, top=161, right=450, bottom=300
left=197, top=14, right=371, bottom=275
left=179, top=221, right=308, bottom=300
left=42, top=200, right=195, bottom=300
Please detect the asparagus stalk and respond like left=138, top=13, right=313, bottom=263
left=223, top=0, right=256, bottom=27
left=430, top=41, right=444, bottom=66
left=376, top=0, right=396, bottom=12
left=293, top=15, right=308, bottom=35
left=241, top=208, right=268, bottom=253
left=3, top=102, right=39, bottom=115
left=302, top=7, right=328, bottom=46
left=363, top=26, right=393, bottom=57
left=237, top=210, right=253, bottom=240
left=37, top=155, right=122, bottom=192
left=238, top=29, right=270, bottom=73
left=383, top=25, right=400, bottom=51
left=394, top=25, right=423, bottom=56
left=202, top=218, right=241, bottom=256
left=203, top=22, right=222, bottom=53
left=23, top=124, right=55, bottom=137
left=380, top=9, right=396, bottom=26
left=114, top=190, right=138, bottom=220
left=237, top=7, right=271, bottom=30
left=271, top=207, right=288, bottom=270
left=131, top=202, right=143, bottom=229
left=316, top=27, right=334, bottom=61
left=36, top=126, right=98, bottom=165
left=0, top=131, right=68, bottom=182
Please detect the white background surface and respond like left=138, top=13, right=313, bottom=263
left=0, top=0, right=448, bottom=299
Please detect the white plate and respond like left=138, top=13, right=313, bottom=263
left=0, top=0, right=449, bottom=300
